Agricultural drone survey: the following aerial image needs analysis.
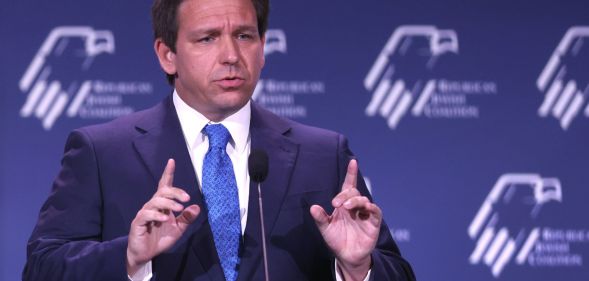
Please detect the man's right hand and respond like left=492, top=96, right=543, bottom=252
left=126, top=159, right=200, bottom=276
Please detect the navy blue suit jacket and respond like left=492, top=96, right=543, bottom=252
left=24, top=96, right=415, bottom=281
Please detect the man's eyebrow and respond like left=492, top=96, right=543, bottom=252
left=233, top=25, right=258, bottom=33
left=187, top=27, right=221, bottom=36
left=186, top=25, right=258, bottom=36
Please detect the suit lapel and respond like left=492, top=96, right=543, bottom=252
left=238, top=103, right=299, bottom=281
left=249, top=105, right=299, bottom=235
left=132, top=97, right=198, bottom=197
left=132, top=99, right=299, bottom=280
left=132, top=96, right=222, bottom=281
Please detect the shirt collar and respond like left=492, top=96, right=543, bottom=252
left=173, top=90, right=251, bottom=153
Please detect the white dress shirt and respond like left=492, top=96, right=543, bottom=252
left=130, top=91, right=368, bottom=281
left=130, top=91, right=251, bottom=281
left=173, top=90, right=252, bottom=233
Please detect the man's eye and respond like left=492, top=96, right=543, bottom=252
left=237, top=33, right=253, bottom=40
left=198, top=36, right=214, bottom=43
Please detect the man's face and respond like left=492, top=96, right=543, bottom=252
left=157, top=0, right=265, bottom=121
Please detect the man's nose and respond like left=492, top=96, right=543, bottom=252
left=219, top=36, right=240, bottom=65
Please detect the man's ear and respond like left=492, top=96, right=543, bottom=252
left=154, top=38, right=177, bottom=75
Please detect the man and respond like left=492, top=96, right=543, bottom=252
left=24, top=0, right=416, bottom=280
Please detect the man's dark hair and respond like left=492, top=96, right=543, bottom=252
left=152, top=0, right=270, bottom=85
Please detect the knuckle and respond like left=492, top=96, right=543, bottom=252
left=151, top=197, right=162, bottom=206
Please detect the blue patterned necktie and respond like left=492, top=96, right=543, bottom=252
left=202, top=124, right=241, bottom=281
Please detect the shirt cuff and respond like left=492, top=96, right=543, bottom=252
left=334, top=259, right=371, bottom=281
left=127, top=261, right=153, bottom=281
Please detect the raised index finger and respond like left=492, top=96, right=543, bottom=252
left=342, top=159, right=358, bottom=191
left=158, top=158, right=175, bottom=188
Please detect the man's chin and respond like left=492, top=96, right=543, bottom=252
left=211, top=95, right=250, bottom=114
left=215, top=90, right=252, bottom=103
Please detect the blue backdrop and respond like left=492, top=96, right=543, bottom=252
left=1, top=0, right=588, bottom=280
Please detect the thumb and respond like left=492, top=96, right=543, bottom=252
left=310, top=205, right=330, bottom=231
left=176, top=204, right=200, bottom=231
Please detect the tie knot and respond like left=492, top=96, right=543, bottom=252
left=204, top=124, right=231, bottom=149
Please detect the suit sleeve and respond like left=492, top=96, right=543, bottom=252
left=336, top=134, right=416, bottom=281
left=23, top=129, right=129, bottom=281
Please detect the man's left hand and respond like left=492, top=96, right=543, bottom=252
left=310, top=159, right=382, bottom=281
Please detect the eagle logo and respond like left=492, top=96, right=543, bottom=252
left=264, top=29, right=287, bottom=56
left=468, top=174, right=563, bottom=277
left=537, top=26, right=589, bottom=130
left=364, top=25, right=458, bottom=129
left=19, top=26, right=115, bottom=130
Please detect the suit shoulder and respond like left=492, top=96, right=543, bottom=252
left=73, top=98, right=168, bottom=143
left=253, top=102, right=345, bottom=146
left=254, top=102, right=343, bottom=144
left=286, top=118, right=343, bottom=144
